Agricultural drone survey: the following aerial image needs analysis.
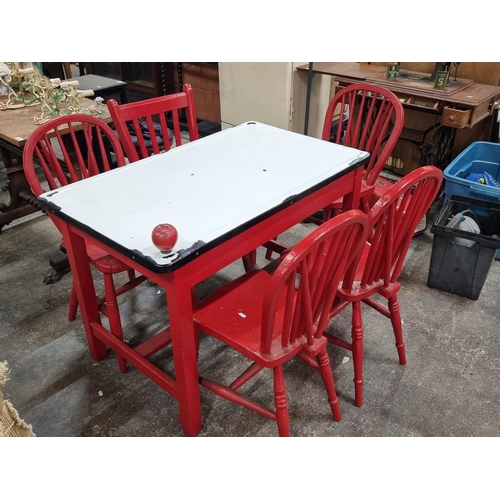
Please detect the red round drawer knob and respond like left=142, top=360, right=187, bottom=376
left=152, top=224, right=178, bottom=253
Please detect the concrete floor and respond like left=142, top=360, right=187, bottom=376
left=1, top=185, right=499, bottom=439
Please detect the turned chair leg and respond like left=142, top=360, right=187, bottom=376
left=351, top=300, right=365, bottom=407
left=389, top=295, right=407, bottom=365
left=273, top=365, right=290, bottom=437
left=317, top=349, right=342, bottom=422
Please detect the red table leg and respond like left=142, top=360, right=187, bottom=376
left=59, top=221, right=108, bottom=361
left=163, top=271, right=202, bottom=437
left=342, top=165, right=363, bottom=211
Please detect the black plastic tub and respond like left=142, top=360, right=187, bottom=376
left=427, top=195, right=500, bottom=300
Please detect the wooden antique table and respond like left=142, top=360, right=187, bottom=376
left=38, top=121, right=369, bottom=436
left=0, top=97, right=112, bottom=231
left=298, top=63, right=500, bottom=175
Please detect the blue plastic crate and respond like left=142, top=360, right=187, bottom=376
left=443, top=141, right=500, bottom=259
left=444, top=141, right=500, bottom=201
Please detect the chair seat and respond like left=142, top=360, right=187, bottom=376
left=194, top=270, right=312, bottom=367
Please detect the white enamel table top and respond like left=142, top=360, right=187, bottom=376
left=39, top=121, right=369, bottom=270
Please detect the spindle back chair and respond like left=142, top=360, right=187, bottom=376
left=23, top=114, right=147, bottom=374
left=107, top=83, right=199, bottom=162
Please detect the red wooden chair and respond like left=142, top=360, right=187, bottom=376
left=23, top=114, right=147, bottom=374
left=107, top=83, right=199, bottom=162
left=320, top=82, right=404, bottom=219
left=109, top=85, right=253, bottom=275
left=325, top=166, right=443, bottom=407
left=193, top=209, right=369, bottom=436
left=259, top=82, right=404, bottom=265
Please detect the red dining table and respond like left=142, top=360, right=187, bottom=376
left=38, top=121, right=369, bottom=436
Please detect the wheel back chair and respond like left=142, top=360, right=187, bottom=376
left=326, top=165, right=443, bottom=407
left=107, top=83, right=199, bottom=163
left=257, top=82, right=405, bottom=267
left=321, top=82, right=405, bottom=217
left=23, top=114, right=148, bottom=374
left=192, top=209, right=369, bottom=436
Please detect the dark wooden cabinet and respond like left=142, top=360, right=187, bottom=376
left=174, top=63, right=221, bottom=124
left=89, top=62, right=221, bottom=124
left=88, top=62, right=177, bottom=100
